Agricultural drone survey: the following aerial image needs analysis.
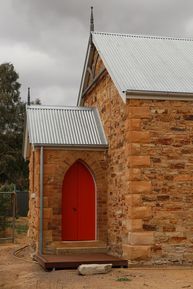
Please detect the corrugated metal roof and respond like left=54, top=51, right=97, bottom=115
left=26, top=105, right=108, bottom=147
left=92, top=32, right=193, bottom=100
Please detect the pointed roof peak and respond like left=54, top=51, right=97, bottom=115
left=27, top=87, right=31, bottom=105
left=90, top=6, right=94, bottom=32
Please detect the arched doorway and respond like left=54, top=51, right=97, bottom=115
left=62, top=161, right=96, bottom=241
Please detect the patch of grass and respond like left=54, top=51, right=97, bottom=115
left=116, top=277, right=132, bottom=282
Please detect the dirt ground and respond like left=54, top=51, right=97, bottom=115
left=1, top=220, right=193, bottom=289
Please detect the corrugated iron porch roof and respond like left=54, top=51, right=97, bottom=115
left=23, top=105, right=108, bottom=159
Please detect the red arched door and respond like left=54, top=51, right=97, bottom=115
left=62, top=161, right=95, bottom=241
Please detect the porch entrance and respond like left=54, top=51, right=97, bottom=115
left=62, top=161, right=95, bottom=241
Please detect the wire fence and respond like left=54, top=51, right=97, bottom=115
left=15, top=191, right=29, bottom=217
left=0, top=192, right=16, bottom=243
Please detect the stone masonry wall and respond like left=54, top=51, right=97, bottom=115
left=84, top=72, right=130, bottom=256
left=28, top=148, right=107, bottom=254
left=28, top=148, right=40, bottom=251
left=83, top=60, right=193, bottom=263
left=126, top=99, right=193, bottom=264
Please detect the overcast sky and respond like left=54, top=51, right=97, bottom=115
left=1, top=0, right=193, bottom=106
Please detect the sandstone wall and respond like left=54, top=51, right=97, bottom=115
left=125, top=99, right=193, bottom=264
left=83, top=63, right=193, bottom=264
left=28, top=148, right=40, bottom=251
left=84, top=72, right=129, bottom=256
left=28, top=148, right=107, bottom=254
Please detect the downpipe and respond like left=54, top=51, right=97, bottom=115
left=39, top=146, right=44, bottom=255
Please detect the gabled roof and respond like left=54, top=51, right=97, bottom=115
left=78, top=31, right=193, bottom=104
left=23, top=105, right=108, bottom=159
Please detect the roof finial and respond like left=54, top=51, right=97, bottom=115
left=90, top=6, right=94, bottom=32
left=27, top=87, right=31, bottom=105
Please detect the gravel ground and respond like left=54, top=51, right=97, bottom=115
left=0, top=232, right=193, bottom=289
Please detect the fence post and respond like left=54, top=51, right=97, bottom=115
left=12, top=192, right=16, bottom=243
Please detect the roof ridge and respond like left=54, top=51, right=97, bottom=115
left=92, top=31, right=193, bottom=42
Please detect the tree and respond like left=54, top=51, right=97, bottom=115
left=0, top=63, right=28, bottom=190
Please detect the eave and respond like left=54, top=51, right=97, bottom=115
left=126, top=89, right=193, bottom=101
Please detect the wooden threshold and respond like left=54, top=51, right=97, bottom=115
left=35, top=253, right=128, bottom=270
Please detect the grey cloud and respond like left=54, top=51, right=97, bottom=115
left=0, top=0, right=193, bottom=105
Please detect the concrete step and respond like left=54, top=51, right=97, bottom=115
left=52, top=241, right=107, bottom=255
left=56, top=246, right=107, bottom=255
left=51, top=240, right=106, bottom=248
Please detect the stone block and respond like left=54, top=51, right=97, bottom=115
left=128, top=232, right=154, bottom=245
left=125, top=119, right=141, bottom=130
left=125, top=194, right=142, bottom=206
left=129, top=107, right=150, bottom=119
left=128, top=206, right=152, bottom=219
left=128, top=168, right=141, bottom=180
left=130, top=119, right=141, bottom=130
left=43, top=220, right=48, bottom=230
left=127, top=219, right=143, bottom=231
left=78, top=264, right=112, bottom=275
left=43, top=230, right=53, bottom=242
left=183, top=253, right=193, bottom=261
left=128, top=131, right=150, bottom=143
left=125, top=144, right=141, bottom=155
left=174, top=174, right=193, bottom=182
left=130, top=181, right=152, bottom=194
left=43, top=208, right=53, bottom=219
left=43, top=197, right=48, bottom=207
left=128, top=156, right=150, bottom=167
left=122, top=244, right=151, bottom=260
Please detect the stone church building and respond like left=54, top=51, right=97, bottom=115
left=24, top=19, right=193, bottom=264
